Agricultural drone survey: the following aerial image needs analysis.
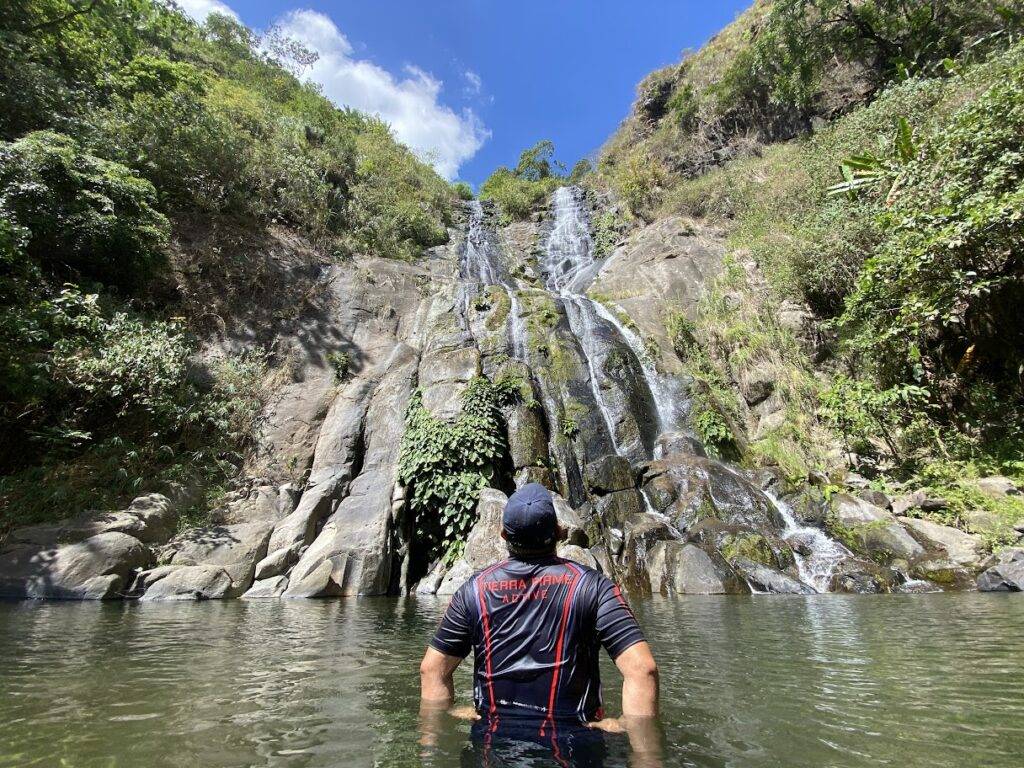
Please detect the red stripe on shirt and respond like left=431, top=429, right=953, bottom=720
left=540, top=560, right=582, bottom=738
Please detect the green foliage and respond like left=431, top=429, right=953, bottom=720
left=559, top=399, right=587, bottom=442
left=327, top=351, right=351, bottom=380
left=398, top=376, right=519, bottom=565
left=568, top=159, right=594, bottom=184
left=0, top=131, right=169, bottom=292
left=452, top=181, right=474, bottom=201
left=479, top=140, right=568, bottom=222
left=819, top=376, right=930, bottom=463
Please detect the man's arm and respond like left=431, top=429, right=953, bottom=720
left=419, top=647, right=462, bottom=705
left=615, top=641, right=659, bottom=717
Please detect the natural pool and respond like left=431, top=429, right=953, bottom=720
left=1, top=594, right=1022, bottom=767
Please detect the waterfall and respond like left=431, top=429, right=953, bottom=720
left=461, top=201, right=528, bottom=361
left=768, top=493, right=849, bottom=593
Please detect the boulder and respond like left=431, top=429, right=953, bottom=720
left=593, top=489, right=645, bottom=530
left=254, top=547, right=292, bottom=581
left=731, top=557, right=815, bottom=595
left=976, top=561, right=1024, bottom=592
left=557, top=544, right=600, bottom=570
left=139, top=565, right=234, bottom=601
left=828, top=494, right=925, bottom=563
left=858, top=490, right=892, bottom=511
left=284, top=344, right=417, bottom=597
left=5, top=493, right=176, bottom=548
left=506, top=405, right=549, bottom=471
left=647, top=541, right=747, bottom=595
left=977, top=476, right=1020, bottom=500
left=653, top=432, right=707, bottom=459
left=242, top=576, right=289, bottom=599
left=900, top=517, right=986, bottom=571
left=892, top=490, right=948, bottom=517
left=436, top=560, right=474, bottom=596
left=0, top=531, right=151, bottom=600
left=414, top=560, right=448, bottom=595
left=640, top=454, right=779, bottom=535
left=910, top=558, right=976, bottom=591
left=585, top=455, right=635, bottom=495
left=465, top=489, right=510, bottom=570
left=828, top=559, right=899, bottom=594
left=781, top=487, right=828, bottom=527
left=160, top=521, right=274, bottom=595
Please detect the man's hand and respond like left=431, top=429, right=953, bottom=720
left=448, top=705, right=481, bottom=721
left=586, top=717, right=625, bottom=733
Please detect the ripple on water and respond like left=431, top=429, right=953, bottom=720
left=1, top=594, right=1023, bottom=768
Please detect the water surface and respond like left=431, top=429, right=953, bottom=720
left=1, top=594, right=1022, bottom=767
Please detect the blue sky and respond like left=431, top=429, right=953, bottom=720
left=179, top=1, right=750, bottom=185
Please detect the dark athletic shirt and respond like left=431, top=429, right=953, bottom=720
left=430, top=556, right=645, bottom=726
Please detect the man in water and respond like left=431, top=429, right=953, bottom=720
left=419, top=483, right=661, bottom=764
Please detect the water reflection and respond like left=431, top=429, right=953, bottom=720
left=1, top=595, right=1023, bottom=767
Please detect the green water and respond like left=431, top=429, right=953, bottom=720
left=1, top=594, right=1022, bottom=767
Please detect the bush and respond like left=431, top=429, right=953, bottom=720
left=479, top=140, right=568, bottom=222
left=0, top=131, right=169, bottom=292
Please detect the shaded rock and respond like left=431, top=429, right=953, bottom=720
left=515, top=466, right=556, bottom=489
left=139, top=565, right=233, bottom=601
left=858, top=489, right=892, bottom=511
left=739, top=365, right=774, bottom=406
left=594, top=489, right=645, bottom=530
left=619, top=514, right=677, bottom=594
left=731, top=557, right=815, bottom=595
left=647, top=541, right=747, bottom=595
left=900, top=517, right=985, bottom=571
left=0, top=532, right=151, bottom=600
left=585, top=455, right=635, bottom=495
left=242, top=576, right=289, bottom=599
left=552, top=494, right=589, bottom=546
left=506, top=406, right=548, bottom=471
left=980, top=548, right=1024, bottom=569
left=829, top=494, right=925, bottom=563
left=161, top=521, right=274, bottom=595
left=892, top=490, right=948, bottom=517
left=974, top=561, right=1024, bottom=593
left=782, top=486, right=828, bottom=527
left=414, top=560, right=447, bottom=595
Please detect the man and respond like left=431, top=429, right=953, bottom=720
left=419, top=483, right=661, bottom=761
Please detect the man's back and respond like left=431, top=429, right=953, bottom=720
left=431, top=556, right=645, bottom=727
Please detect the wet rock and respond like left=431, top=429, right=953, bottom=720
left=0, top=532, right=151, bottom=600
left=654, top=432, right=707, bottom=459
left=140, top=565, right=234, bottom=601
left=242, top=576, right=289, bottom=598
left=585, top=455, right=635, bottom=495
left=781, top=486, right=828, bottom=527
left=619, top=514, right=677, bottom=594
left=506, top=406, right=549, bottom=471
left=515, top=466, right=556, bottom=489
left=748, top=467, right=789, bottom=496
left=910, top=558, right=976, bottom=590
left=731, top=558, right=815, bottom=595
left=647, top=541, right=747, bottom=595
left=160, top=521, right=274, bottom=595
left=828, top=494, right=925, bottom=563
left=640, top=454, right=778, bottom=535
left=828, top=559, right=899, bottom=594
left=594, top=489, right=645, bottom=530
left=900, top=517, right=985, bottom=571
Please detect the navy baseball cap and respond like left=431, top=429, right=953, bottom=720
left=503, top=483, right=559, bottom=549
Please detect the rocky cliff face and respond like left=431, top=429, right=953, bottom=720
left=2, top=188, right=1020, bottom=600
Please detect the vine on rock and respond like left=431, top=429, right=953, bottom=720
left=398, top=374, right=520, bottom=565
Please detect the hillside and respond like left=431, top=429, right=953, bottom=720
left=0, top=0, right=459, bottom=534
left=587, top=0, right=1024, bottom=546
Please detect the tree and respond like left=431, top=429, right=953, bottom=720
left=515, top=140, right=557, bottom=181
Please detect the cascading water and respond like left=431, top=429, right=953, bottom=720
left=768, top=493, right=849, bottom=593
left=461, top=201, right=528, bottom=361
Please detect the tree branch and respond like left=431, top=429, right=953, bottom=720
left=25, top=0, right=104, bottom=34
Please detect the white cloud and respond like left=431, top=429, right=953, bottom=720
left=175, top=0, right=238, bottom=22
left=463, top=70, right=483, bottom=96
left=275, top=10, right=489, bottom=179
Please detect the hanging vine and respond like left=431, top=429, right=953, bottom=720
left=398, top=374, right=521, bottom=565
